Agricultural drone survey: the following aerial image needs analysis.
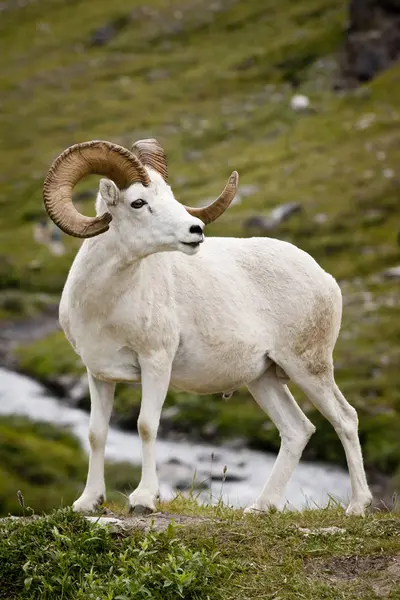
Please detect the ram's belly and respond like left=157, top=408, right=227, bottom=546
left=170, top=343, right=269, bottom=394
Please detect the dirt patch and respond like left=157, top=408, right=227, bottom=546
left=371, top=556, right=400, bottom=598
left=306, top=554, right=400, bottom=597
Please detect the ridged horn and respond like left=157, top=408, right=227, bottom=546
left=184, top=171, right=239, bottom=224
left=43, top=140, right=150, bottom=239
left=131, top=138, right=168, bottom=182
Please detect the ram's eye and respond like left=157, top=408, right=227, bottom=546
left=130, top=199, right=146, bottom=209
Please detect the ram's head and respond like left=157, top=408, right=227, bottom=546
left=43, top=138, right=238, bottom=255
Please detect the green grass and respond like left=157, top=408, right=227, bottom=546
left=1, top=1, right=400, bottom=493
left=1, top=502, right=400, bottom=599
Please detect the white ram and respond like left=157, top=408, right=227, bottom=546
left=42, top=138, right=372, bottom=516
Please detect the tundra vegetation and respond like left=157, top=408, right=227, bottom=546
left=0, top=0, right=400, bottom=553
left=1, top=504, right=400, bottom=599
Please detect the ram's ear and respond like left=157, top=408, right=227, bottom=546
left=99, top=178, right=120, bottom=206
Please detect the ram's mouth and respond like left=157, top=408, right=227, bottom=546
left=180, top=236, right=204, bottom=249
left=181, top=241, right=202, bottom=248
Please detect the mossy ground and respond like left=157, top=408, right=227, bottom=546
left=1, top=1, right=400, bottom=491
left=1, top=501, right=400, bottom=599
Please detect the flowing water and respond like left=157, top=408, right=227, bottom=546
left=0, top=367, right=352, bottom=510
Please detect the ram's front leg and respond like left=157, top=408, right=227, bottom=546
left=73, top=370, right=115, bottom=512
left=129, top=353, right=172, bottom=514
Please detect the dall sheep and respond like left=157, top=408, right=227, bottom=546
left=42, top=138, right=372, bottom=516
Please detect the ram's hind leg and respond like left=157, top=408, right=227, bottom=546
left=244, top=368, right=315, bottom=514
left=285, top=360, right=372, bottom=516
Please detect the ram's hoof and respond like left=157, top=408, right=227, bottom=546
left=128, top=504, right=154, bottom=516
left=73, top=493, right=105, bottom=513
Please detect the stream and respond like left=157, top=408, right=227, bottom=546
left=0, top=367, right=352, bottom=510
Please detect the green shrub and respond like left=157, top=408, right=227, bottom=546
left=0, top=510, right=224, bottom=600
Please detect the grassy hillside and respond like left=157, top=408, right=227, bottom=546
left=1, top=1, right=400, bottom=491
left=1, top=502, right=400, bottom=599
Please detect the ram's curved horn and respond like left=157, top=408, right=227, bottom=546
left=184, top=171, right=239, bottom=224
left=131, top=138, right=168, bottom=182
left=43, top=140, right=150, bottom=239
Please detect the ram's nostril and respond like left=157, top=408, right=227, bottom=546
left=189, top=225, right=203, bottom=235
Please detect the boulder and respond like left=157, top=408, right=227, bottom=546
left=340, top=0, right=400, bottom=86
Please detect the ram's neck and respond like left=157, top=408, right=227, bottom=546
left=64, top=230, right=141, bottom=303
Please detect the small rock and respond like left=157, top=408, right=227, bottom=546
left=355, top=113, right=376, bottom=130
left=244, top=215, right=274, bottom=231
left=90, top=15, right=130, bottom=47
left=380, top=355, right=390, bottom=366
left=85, top=516, right=123, bottom=527
left=90, top=23, right=116, bottom=46
left=314, top=213, right=328, bottom=224
left=210, top=471, right=246, bottom=483
left=162, top=406, right=180, bottom=420
left=297, top=526, right=346, bottom=536
left=243, top=202, right=302, bottom=232
left=270, top=202, right=302, bottom=223
left=28, top=259, right=42, bottom=271
left=165, top=457, right=188, bottom=466
left=202, top=422, right=218, bottom=438
left=290, top=94, right=310, bottom=111
left=383, top=265, right=400, bottom=280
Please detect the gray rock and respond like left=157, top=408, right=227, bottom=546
left=210, top=471, right=246, bottom=482
left=269, top=202, right=302, bottom=222
left=244, top=215, right=275, bottom=231
left=165, top=457, right=187, bottom=466
left=297, top=526, right=346, bottom=536
left=290, top=94, right=310, bottom=111
left=341, top=0, right=400, bottom=86
left=314, top=213, right=328, bottom=224
left=383, top=265, right=400, bottom=279
left=162, top=406, right=180, bottom=420
left=243, top=202, right=302, bottom=232
left=90, top=15, right=131, bottom=47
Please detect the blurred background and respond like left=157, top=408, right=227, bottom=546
left=0, top=0, right=399, bottom=517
